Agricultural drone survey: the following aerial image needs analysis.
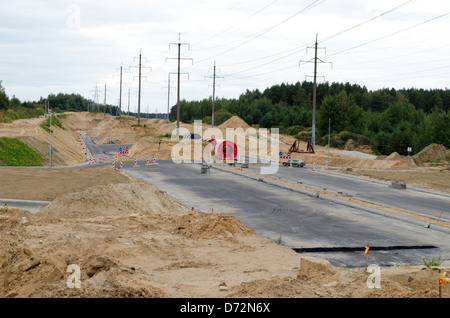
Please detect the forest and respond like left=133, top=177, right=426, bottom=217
left=169, top=81, right=449, bottom=156
left=1, top=81, right=449, bottom=156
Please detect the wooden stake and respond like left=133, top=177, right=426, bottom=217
left=364, top=244, right=369, bottom=272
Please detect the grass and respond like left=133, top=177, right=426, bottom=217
left=0, top=137, right=42, bottom=166
left=0, top=107, right=45, bottom=123
left=39, top=114, right=65, bottom=133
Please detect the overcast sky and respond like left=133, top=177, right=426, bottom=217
left=1, top=0, right=449, bottom=114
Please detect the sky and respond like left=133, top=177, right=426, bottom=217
left=1, top=0, right=449, bottom=115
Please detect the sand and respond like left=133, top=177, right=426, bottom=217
left=1, top=173, right=447, bottom=298
left=1, top=113, right=449, bottom=298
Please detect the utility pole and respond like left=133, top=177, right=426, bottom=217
left=104, top=83, right=107, bottom=118
left=130, top=50, right=151, bottom=125
left=119, top=65, right=123, bottom=116
left=165, top=72, right=188, bottom=123
left=85, top=102, right=90, bottom=161
left=137, top=54, right=141, bottom=124
left=300, top=34, right=332, bottom=151
left=166, top=34, right=193, bottom=136
left=113, top=64, right=125, bottom=117
left=49, top=107, right=52, bottom=167
left=205, top=61, right=223, bottom=128
left=127, top=88, right=131, bottom=115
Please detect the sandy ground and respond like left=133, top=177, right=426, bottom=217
left=1, top=113, right=449, bottom=298
left=1, top=171, right=448, bottom=298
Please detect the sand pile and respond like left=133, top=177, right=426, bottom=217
left=176, top=212, right=256, bottom=239
left=218, top=116, right=251, bottom=130
left=40, top=177, right=185, bottom=219
left=413, top=144, right=450, bottom=165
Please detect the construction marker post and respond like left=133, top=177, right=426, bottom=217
left=112, top=161, right=115, bottom=169
left=364, top=244, right=369, bottom=272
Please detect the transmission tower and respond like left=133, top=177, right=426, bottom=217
left=92, top=83, right=100, bottom=111
left=166, top=33, right=193, bottom=136
left=299, top=34, right=332, bottom=151
left=204, top=61, right=224, bottom=128
left=164, top=71, right=188, bottom=123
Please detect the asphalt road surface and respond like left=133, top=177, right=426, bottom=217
left=82, top=139, right=450, bottom=267
left=246, top=163, right=450, bottom=222
left=123, top=160, right=450, bottom=267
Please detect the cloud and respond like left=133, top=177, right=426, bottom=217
left=1, top=0, right=449, bottom=113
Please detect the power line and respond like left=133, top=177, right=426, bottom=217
left=325, top=12, right=450, bottom=59
left=217, top=0, right=416, bottom=78
left=320, top=0, right=417, bottom=44
left=192, top=0, right=280, bottom=48
left=196, top=0, right=326, bottom=64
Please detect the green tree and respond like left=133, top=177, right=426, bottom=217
left=317, top=90, right=367, bottom=137
left=0, top=83, right=8, bottom=110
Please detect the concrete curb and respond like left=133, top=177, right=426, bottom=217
left=211, top=164, right=450, bottom=235
left=0, top=199, right=51, bottom=211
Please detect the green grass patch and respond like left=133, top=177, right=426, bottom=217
left=115, top=116, right=135, bottom=120
left=40, top=114, right=65, bottom=133
left=156, top=133, right=171, bottom=139
left=0, top=137, right=42, bottom=166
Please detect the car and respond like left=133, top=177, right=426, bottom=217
left=282, top=158, right=305, bottom=167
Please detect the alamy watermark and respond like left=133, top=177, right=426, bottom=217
left=366, top=264, right=381, bottom=289
left=170, top=120, right=280, bottom=175
left=66, top=264, right=81, bottom=288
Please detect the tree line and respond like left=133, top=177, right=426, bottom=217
left=1, top=81, right=449, bottom=156
left=0, top=84, right=122, bottom=122
left=169, top=81, right=449, bottom=155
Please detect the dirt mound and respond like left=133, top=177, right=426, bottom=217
left=385, top=152, right=403, bottom=160
left=413, top=144, right=450, bottom=165
left=0, top=115, right=85, bottom=166
left=1, top=173, right=448, bottom=298
left=175, top=212, right=256, bottom=240
left=40, top=178, right=186, bottom=219
left=218, top=116, right=251, bottom=130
